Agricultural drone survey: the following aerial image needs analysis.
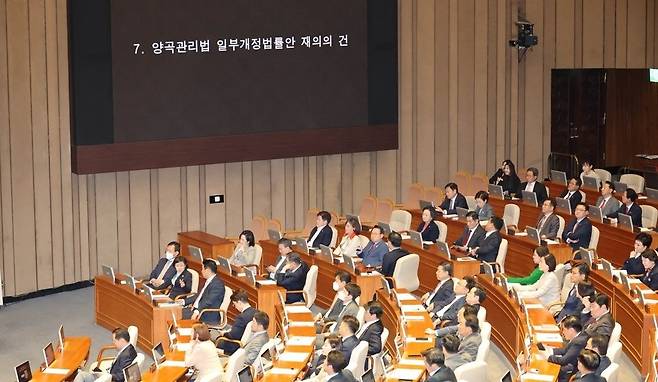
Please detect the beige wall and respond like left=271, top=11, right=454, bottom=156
left=1, top=0, right=657, bottom=296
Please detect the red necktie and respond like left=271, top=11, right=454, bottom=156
left=599, top=198, right=606, bottom=209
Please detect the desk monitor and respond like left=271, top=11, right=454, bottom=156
left=143, top=285, right=154, bottom=301
left=267, top=229, right=282, bottom=241
left=500, top=276, right=509, bottom=292
left=419, top=200, right=433, bottom=210
left=361, top=368, right=375, bottom=382
left=613, top=181, right=627, bottom=195
left=488, top=184, right=504, bottom=199
left=501, top=371, right=513, bottom=382
left=637, top=289, right=648, bottom=307
left=125, top=274, right=137, bottom=292
left=588, top=205, right=603, bottom=223
left=167, top=323, right=177, bottom=347
left=381, top=276, right=392, bottom=296
left=216, top=256, right=231, bottom=273
left=600, top=259, right=613, bottom=277
left=646, top=187, right=658, bottom=201
left=188, top=245, right=203, bottom=262
left=482, top=262, right=494, bottom=277
left=244, top=267, right=256, bottom=286
left=58, top=325, right=65, bottom=352
left=436, top=241, right=451, bottom=259
left=319, top=244, right=332, bottom=258
left=237, top=365, right=253, bottom=382
left=618, top=213, right=634, bottom=230
left=101, top=264, right=115, bottom=282
left=377, top=221, right=392, bottom=236
left=555, top=197, right=571, bottom=215
left=43, top=342, right=55, bottom=366
left=582, top=175, right=599, bottom=191
left=619, top=272, right=631, bottom=291
left=294, top=237, right=309, bottom=254
left=343, top=255, right=356, bottom=272
left=14, top=361, right=31, bottom=382
left=456, top=207, right=469, bottom=218
left=521, top=190, right=538, bottom=207
left=171, top=310, right=178, bottom=328
left=525, top=226, right=541, bottom=246
left=408, top=230, right=423, bottom=248
left=123, top=362, right=141, bottom=382
left=550, top=170, right=567, bottom=186
left=576, top=248, right=594, bottom=268
left=152, top=342, right=166, bottom=366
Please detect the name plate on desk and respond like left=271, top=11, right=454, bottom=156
left=386, top=368, right=424, bottom=380
left=42, top=368, right=70, bottom=375
left=256, top=280, right=277, bottom=286
left=520, top=373, right=555, bottom=382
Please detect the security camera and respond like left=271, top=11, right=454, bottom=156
left=509, top=20, right=538, bottom=49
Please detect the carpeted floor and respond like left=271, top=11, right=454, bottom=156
left=0, top=286, right=643, bottom=381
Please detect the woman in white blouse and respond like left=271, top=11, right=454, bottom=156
left=229, top=230, right=258, bottom=267
left=514, top=253, right=560, bottom=307
left=185, top=323, right=224, bottom=381
left=333, top=216, right=364, bottom=257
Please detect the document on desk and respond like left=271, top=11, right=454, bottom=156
left=43, top=368, right=70, bottom=375
left=535, top=332, right=564, bottom=343
left=256, top=279, right=277, bottom=286
left=269, top=367, right=299, bottom=375
left=160, top=360, right=186, bottom=368
left=289, top=321, right=315, bottom=327
left=520, top=373, right=555, bottom=381
left=515, top=232, right=528, bottom=237
left=401, top=234, right=411, bottom=240
left=386, top=368, right=424, bottom=380
left=177, top=328, right=193, bottom=336
left=175, top=343, right=192, bottom=351
left=285, top=306, right=311, bottom=314
left=533, top=324, right=559, bottom=332
left=286, top=336, right=315, bottom=346
left=544, top=239, right=559, bottom=245
left=442, top=214, right=458, bottom=219
left=277, top=352, right=310, bottom=362
left=401, top=305, right=425, bottom=313
left=398, top=358, right=426, bottom=366
left=456, top=257, right=476, bottom=262
left=523, top=303, right=545, bottom=309
left=151, top=294, right=171, bottom=300
left=396, top=293, right=418, bottom=301
left=403, top=315, right=425, bottom=321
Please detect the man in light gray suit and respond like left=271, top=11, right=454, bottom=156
left=594, top=181, right=621, bottom=218
left=536, top=199, right=561, bottom=240
left=317, top=283, right=361, bottom=346
left=442, top=334, right=467, bottom=371
left=456, top=314, right=482, bottom=362
left=241, top=310, right=271, bottom=368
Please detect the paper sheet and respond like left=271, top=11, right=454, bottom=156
left=160, top=360, right=186, bottom=368
left=277, top=352, right=309, bottom=362
left=386, top=368, right=424, bottom=380
left=544, top=239, right=559, bottom=245
left=523, top=303, right=545, bottom=309
left=256, top=280, right=277, bottom=286
left=532, top=324, right=559, bottom=332
left=401, top=234, right=411, bottom=240
left=397, top=359, right=426, bottom=366
left=175, top=343, right=192, bottom=351
left=443, top=214, right=458, bottom=218
left=400, top=305, right=425, bottom=313
left=535, top=333, right=564, bottom=343
left=515, top=232, right=528, bottom=237
left=286, top=336, right=315, bottom=346
left=404, top=315, right=425, bottom=321
left=43, top=368, right=69, bottom=375
left=177, top=328, right=193, bottom=336
left=268, top=368, right=299, bottom=375
left=520, top=373, right=555, bottom=381
left=396, top=293, right=418, bottom=301
left=285, top=306, right=311, bottom=314
left=289, top=321, right=315, bottom=327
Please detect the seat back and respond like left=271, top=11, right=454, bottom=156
left=330, top=226, right=338, bottom=248
left=250, top=215, right=269, bottom=243
left=470, top=174, right=489, bottom=196
left=225, top=348, right=246, bottom=382
left=556, top=215, right=566, bottom=240
left=134, top=353, right=146, bottom=373
left=268, top=219, right=283, bottom=235
left=495, top=239, right=508, bottom=273
left=221, top=286, right=233, bottom=312
left=609, top=322, right=622, bottom=347
left=128, top=325, right=139, bottom=348
left=372, top=328, right=390, bottom=377
left=301, top=209, right=319, bottom=237
left=476, top=339, right=490, bottom=362
left=579, top=190, right=587, bottom=203
left=358, top=196, right=378, bottom=224
left=425, top=187, right=445, bottom=206
left=454, top=172, right=472, bottom=196
left=479, top=322, right=491, bottom=342
left=356, top=306, right=366, bottom=326
left=607, top=341, right=622, bottom=363
left=435, top=220, right=448, bottom=243
left=303, top=265, right=319, bottom=307
left=392, top=254, right=420, bottom=292
left=620, top=174, right=645, bottom=193
left=188, top=268, right=200, bottom=294
left=503, top=204, right=520, bottom=228
left=389, top=210, right=412, bottom=232
left=641, top=205, right=658, bottom=229
left=553, top=264, right=566, bottom=288
left=600, top=362, right=619, bottom=382
left=345, top=341, right=369, bottom=380
left=329, top=211, right=339, bottom=227
left=375, top=198, right=395, bottom=225
left=589, top=226, right=600, bottom=249
left=454, top=360, right=487, bottom=381
left=251, top=244, right=263, bottom=269
left=560, top=271, right=574, bottom=302
left=240, top=320, right=253, bottom=343
left=358, top=235, right=370, bottom=250
left=477, top=306, right=487, bottom=323
left=465, top=196, right=477, bottom=210
left=404, top=183, right=426, bottom=210
left=594, top=168, right=612, bottom=183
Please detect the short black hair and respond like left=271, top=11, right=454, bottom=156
left=562, top=315, right=583, bottom=332
left=335, top=270, right=352, bottom=284
left=445, top=182, right=459, bottom=192
left=325, top=334, right=341, bottom=349
left=439, top=262, right=453, bottom=277
left=371, top=225, right=384, bottom=235
left=240, top=230, right=255, bottom=247
left=202, top=259, right=217, bottom=273
left=173, top=255, right=187, bottom=267
left=463, top=276, right=477, bottom=290
left=422, top=206, right=438, bottom=220
left=365, top=301, right=383, bottom=318
left=625, top=188, right=638, bottom=202
left=253, top=310, right=270, bottom=329
left=345, top=283, right=361, bottom=299
left=471, top=287, right=486, bottom=303
left=287, top=252, right=303, bottom=265
left=463, top=314, right=479, bottom=333
left=340, top=315, right=359, bottom=334
left=578, top=349, right=601, bottom=372
left=642, top=250, right=658, bottom=263
left=442, top=334, right=460, bottom=353
left=570, top=177, right=582, bottom=187
left=475, top=190, right=489, bottom=202
left=490, top=216, right=504, bottom=231
left=575, top=202, right=589, bottom=211
left=113, top=328, right=130, bottom=342
left=543, top=254, right=557, bottom=272
left=465, top=211, right=479, bottom=221
left=577, top=282, right=595, bottom=300
left=527, top=167, right=539, bottom=177
left=573, top=263, right=591, bottom=280
left=345, top=216, right=362, bottom=234
left=544, top=198, right=556, bottom=208
left=462, top=303, right=480, bottom=317
left=589, top=334, right=609, bottom=356
left=635, top=232, right=653, bottom=248
left=592, top=294, right=610, bottom=310
left=603, top=180, right=615, bottom=191
left=535, top=246, right=550, bottom=258
left=421, top=347, right=445, bottom=367
left=317, top=211, right=332, bottom=224
left=325, top=350, right=347, bottom=372
left=388, top=231, right=403, bottom=247
left=278, top=237, right=293, bottom=249
left=167, top=241, right=181, bottom=253
left=231, top=289, right=249, bottom=303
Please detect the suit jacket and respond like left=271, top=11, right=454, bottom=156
left=184, top=340, right=223, bottom=381
left=168, top=269, right=193, bottom=299
left=475, top=203, right=494, bottom=221
left=444, top=352, right=467, bottom=371
left=556, top=285, right=584, bottom=323
left=148, top=258, right=177, bottom=289
left=490, top=171, right=521, bottom=195
left=427, top=366, right=457, bottom=382
left=268, top=255, right=288, bottom=279
left=458, top=332, right=481, bottom=362
left=453, top=225, right=486, bottom=248
left=536, top=213, right=560, bottom=240
left=439, top=296, right=466, bottom=325
left=594, top=196, right=621, bottom=218
left=108, top=344, right=137, bottom=382
left=427, top=279, right=456, bottom=315
left=574, top=373, right=607, bottom=382
left=562, top=217, right=593, bottom=250
left=357, top=320, right=384, bottom=355
left=643, top=266, right=658, bottom=290
left=308, top=225, right=333, bottom=248
left=584, top=312, right=614, bottom=339
left=595, top=355, right=611, bottom=376
left=622, top=255, right=645, bottom=276
left=381, top=248, right=410, bottom=277
left=333, top=300, right=359, bottom=330
left=418, top=221, right=440, bottom=242
left=241, top=331, right=270, bottom=368
left=358, top=240, right=388, bottom=267
left=184, top=275, right=226, bottom=324
left=276, top=261, right=310, bottom=303
left=519, top=181, right=549, bottom=203
left=559, top=189, right=583, bottom=213
left=439, top=193, right=468, bottom=215
left=218, top=306, right=257, bottom=354
left=340, top=335, right=359, bottom=360
left=327, top=370, right=358, bottom=382
left=548, top=331, right=588, bottom=381
left=474, top=231, right=502, bottom=263
left=608, top=202, right=643, bottom=227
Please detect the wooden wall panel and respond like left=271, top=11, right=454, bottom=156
left=3, top=0, right=658, bottom=297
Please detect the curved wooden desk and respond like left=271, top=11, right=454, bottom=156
left=546, top=180, right=658, bottom=213
left=31, top=337, right=91, bottom=382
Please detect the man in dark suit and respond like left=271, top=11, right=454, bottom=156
left=536, top=199, right=561, bottom=240
left=182, top=259, right=226, bottom=323
left=518, top=167, right=548, bottom=203
left=145, top=241, right=179, bottom=289
left=470, top=216, right=503, bottom=264
left=275, top=252, right=310, bottom=303
left=265, top=238, right=293, bottom=279
left=307, top=210, right=334, bottom=248
left=358, top=225, right=388, bottom=267
left=580, top=335, right=612, bottom=376
left=453, top=211, right=485, bottom=251
left=594, top=181, right=621, bottom=218
left=641, top=250, right=658, bottom=290
left=436, top=182, right=468, bottom=215
left=356, top=301, right=384, bottom=356
left=338, top=315, right=360, bottom=360
left=562, top=203, right=593, bottom=250
left=322, top=350, right=358, bottom=382
left=584, top=294, right=614, bottom=339
left=546, top=315, right=589, bottom=382
left=572, top=349, right=607, bottom=382
left=556, top=263, right=590, bottom=323
left=75, top=328, right=137, bottom=382
left=559, top=178, right=583, bottom=213
left=433, top=276, right=477, bottom=325
left=607, top=188, right=643, bottom=227
left=422, top=347, right=457, bottom=382
left=216, top=289, right=257, bottom=355
left=381, top=231, right=410, bottom=278
left=422, top=263, right=456, bottom=315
